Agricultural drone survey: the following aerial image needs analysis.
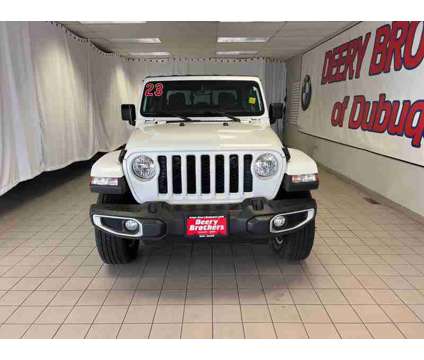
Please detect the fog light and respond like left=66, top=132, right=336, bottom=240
left=272, top=215, right=286, bottom=229
left=124, top=219, right=139, bottom=232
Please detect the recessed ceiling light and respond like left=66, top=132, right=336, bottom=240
left=216, top=50, right=258, bottom=56
left=217, top=37, right=269, bottom=43
left=79, top=21, right=147, bottom=24
left=111, top=38, right=161, bottom=43
left=129, top=51, right=170, bottom=56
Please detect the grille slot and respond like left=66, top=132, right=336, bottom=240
left=243, top=155, right=253, bottom=192
left=172, top=155, right=182, bottom=194
left=201, top=155, right=210, bottom=194
left=186, top=155, right=196, bottom=194
left=229, top=155, right=239, bottom=193
left=215, top=155, right=225, bottom=193
left=158, top=156, right=167, bottom=194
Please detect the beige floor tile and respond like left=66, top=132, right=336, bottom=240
left=54, top=324, right=90, bottom=338
left=35, top=306, right=72, bottom=324
left=11, top=277, right=44, bottom=291
left=243, top=323, right=276, bottom=339
left=290, top=289, right=321, bottom=304
left=181, top=323, right=212, bottom=339
left=131, top=290, right=160, bottom=305
left=353, top=305, right=391, bottom=323
left=238, top=289, right=267, bottom=304
left=0, top=324, right=30, bottom=338
left=368, top=289, right=402, bottom=304
left=213, top=305, right=242, bottom=322
left=158, top=290, right=186, bottom=305
left=324, top=305, right=361, bottom=323
left=0, top=278, right=20, bottom=291
left=366, top=323, right=404, bottom=339
left=149, top=323, right=181, bottom=339
left=65, top=305, right=99, bottom=324
left=124, top=305, right=156, bottom=323
left=264, top=288, right=293, bottom=304
left=394, top=289, right=424, bottom=304
left=154, top=305, right=184, bottom=323
left=315, top=289, right=347, bottom=304
left=103, top=290, right=134, bottom=305
left=269, top=305, right=301, bottom=323
left=305, top=323, right=340, bottom=338
left=0, top=290, right=31, bottom=305
left=22, top=291, right=57, bottom=306
left=213, top=289, right=239, bottom=304
left=213, top=275, right=237, bottom=289
left=86, top=323, right=120, bottom=339
left=332, top=275, right=363, bottom=289
left=297, top=305, right=331, bottom=323
left=397, top=323, right=424, bottom=339
left=336, top=323, right=372, bottom=339
left=23, top=324, right=59, bottom=338
left=50, top=290, right=83, bottom=306
left=38, top=278, right=68, bottom=291
left=77, top=290, right=109, bottom=305
left=274, top=323, right=308, bottom=338
left=94, top=306, right=128, bottom=323
left=381, top=304, right=421, bottom=322
left=118, top=323, right=151, bottom=339
left=186, top=290, right=212, bottom=304
left=213, top=323, right=244, bottom=339
left=183, top=305, right=212, bottom=323
left=308, top=275, right=338, bottom=289
left=241, top=305, right=271, bottom=322
left=342, top=289, right=375, bottom=304
left=6, top=306, right=44, bottom=324
left=0, top=306, right=17, bottom=323
left=409, top=304, right=424, bottom=321
left=356, top=275, right=388, bottom=289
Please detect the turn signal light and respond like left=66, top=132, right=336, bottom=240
left=291, top=173, right=318, bottom=183
left=90, top=177, right=119, bottom=186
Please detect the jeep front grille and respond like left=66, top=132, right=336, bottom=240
left=157, top=153, right=254, bottom=199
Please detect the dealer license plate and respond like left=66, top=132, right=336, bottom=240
left=185, top=215, right=228, bottom=238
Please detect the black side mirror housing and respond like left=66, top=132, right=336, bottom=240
left=269, top=103, right=283, bottom=124
left=121, top=104, right=136, bottom=126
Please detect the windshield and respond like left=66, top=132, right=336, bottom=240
left=140, top=80, right=264, bottom=117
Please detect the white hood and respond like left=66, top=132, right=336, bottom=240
left=126, top=122, right=282, bottom=152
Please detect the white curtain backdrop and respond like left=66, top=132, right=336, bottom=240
left=0, top=22, right=286, bottom=196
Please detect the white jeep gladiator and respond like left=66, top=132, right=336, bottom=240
left=89, top=75, right=319, bottom=264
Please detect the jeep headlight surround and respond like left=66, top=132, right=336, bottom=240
left=254, top=153, right=278, bottom=178
left=132, top=155, right=156, bottom=180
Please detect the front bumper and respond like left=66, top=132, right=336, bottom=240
left=90, top=197, right=317, bottom=241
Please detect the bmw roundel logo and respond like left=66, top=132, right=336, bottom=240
left=301, top=74, right=312, bottom=111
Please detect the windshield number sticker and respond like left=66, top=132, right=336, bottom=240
left=145, top=82, right=164, bottom=97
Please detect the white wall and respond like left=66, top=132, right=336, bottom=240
left=284, top=56, right=424, bottom=217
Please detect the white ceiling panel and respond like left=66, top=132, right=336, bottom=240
left=61, top=21, right=356, bottom=59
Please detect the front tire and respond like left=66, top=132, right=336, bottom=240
left=271, top=219, right=315, bottom=261
left=94, top=194, right=140, bottom=264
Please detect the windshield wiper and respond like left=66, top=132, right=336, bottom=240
left=201, top=111, right=241, bottom=122
left=155, top=112, right=194, bottom=122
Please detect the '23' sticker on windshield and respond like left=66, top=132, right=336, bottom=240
left=144, top=82, right=164, bottom=97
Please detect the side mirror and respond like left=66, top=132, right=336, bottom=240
left=269, top=103, right=283, bottom=124
left=121, top=104, right=136, bottom=126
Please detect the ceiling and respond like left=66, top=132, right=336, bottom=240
left=61, top=21, right=355, bottom=60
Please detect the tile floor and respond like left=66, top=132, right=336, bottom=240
left=0, top=161, right=424, bottom=339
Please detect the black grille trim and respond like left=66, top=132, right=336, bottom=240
left=229, top=155, right=239, bottom=193
left=201, top=155, right=210, bottom=194
left=187, top=155, right=196, bottom=194
left=215, top=155, right=225, bottom=193
left=243, top=155, right=253, bottom=192
left=158, top=156, right=167, bottom=194
left=172, top=155, right=182, bottom=194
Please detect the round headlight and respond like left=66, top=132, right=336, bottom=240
left=254, top=153, right=278, bottom=178
left=132, top=155, right=156, bottom=180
